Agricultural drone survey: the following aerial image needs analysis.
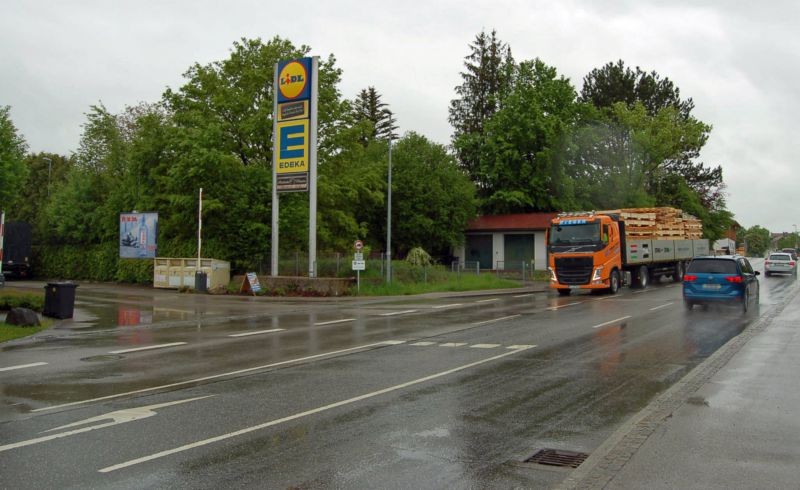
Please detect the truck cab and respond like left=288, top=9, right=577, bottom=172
left=547, top=212, right=622, bottom=295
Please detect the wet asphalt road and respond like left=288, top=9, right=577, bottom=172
left=1, top=260, right=798, bottom=489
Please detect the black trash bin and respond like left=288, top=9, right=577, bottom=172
left=43, top=282, right=78, bottom=319
left=195, top=271, right=208, bottom=293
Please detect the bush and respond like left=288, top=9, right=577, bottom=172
left=0, top=291, right=45, bottom=311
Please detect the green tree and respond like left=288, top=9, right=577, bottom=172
left=579, top=60, right=723, bottom=209
left=739, top=225, right=771, bottom=257
left=478, top=59, right=579, bottom=213
left=389, top=132, right=477, bottom=257
left=0, top=106, right=29, bottom=210
left=449, top=30, right=515, bottom=186
left=351, top=86, right=398, bottom=144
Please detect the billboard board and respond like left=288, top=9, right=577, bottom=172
left=120, top=212, right=158, bottom=259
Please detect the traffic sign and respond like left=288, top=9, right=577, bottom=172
left=352, top=260, right=366, bottom=271
left=354, top=240, right=363, bottom=251
left=354, top=252, right=363, bottom=261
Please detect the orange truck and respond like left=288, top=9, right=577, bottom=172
left=547, top=209, right=709, bottom=295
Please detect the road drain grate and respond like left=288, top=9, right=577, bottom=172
left=524, top=448, right=589, bottom=468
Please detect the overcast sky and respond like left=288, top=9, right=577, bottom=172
left=2, top=0, right=798, bottom=233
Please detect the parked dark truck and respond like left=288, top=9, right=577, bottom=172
left=1, top=221, right=32, bottom=279
left=547, top=208, right=709, bottom=295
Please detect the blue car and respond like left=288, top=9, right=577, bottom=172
left=683, top=255, right=760, bottom=313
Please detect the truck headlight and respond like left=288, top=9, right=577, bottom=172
left=592, top=266, right=604, bottom=281
left=548, top=267, right=557, bottom=282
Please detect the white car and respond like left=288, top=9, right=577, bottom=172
left=764, top=252, right=797, bottom=277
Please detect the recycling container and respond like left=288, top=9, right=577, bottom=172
left=43, top=282, right=78, bottom=319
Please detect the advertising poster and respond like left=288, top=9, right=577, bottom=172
left=120, top=212, right=158, bottom=259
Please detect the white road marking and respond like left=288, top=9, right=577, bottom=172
left=109, top=343, right=187, bottom=354
left=514, top=294, right=534, bottom=298
left=472, top=315, right=521, bottom=325
left=476, top=298, right=498, bottom=303
left=228, top=328, right=284, bottom=338
left=1, top=396, right=212, bottom=453
left=379, top=310, right=418, bottom=317
left=32, top=340, right=404, bottom=413
left=591, top=316, right=632, bottom=329
left=649, top=302, right=674, bottom=311
left=633, top=289, right=654, bottom=294
left=0, top=362, right=48, bottom=372
left=547, top=302, right=582, bottom=311
left=440, top=342, right=468, bottom=347
left=433, top=303, right=463, bottom=309
left=410, top=341, right=437, bottom=346
left=98, top=346, right=535, bottom=473
left=314, top=318, right=355, bottom=326
left=507, top=344, right=536, bottom=350
left=470, top=344, right=501, bottom=349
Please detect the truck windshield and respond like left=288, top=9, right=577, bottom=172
left=549, top=223, right=601, bottom=245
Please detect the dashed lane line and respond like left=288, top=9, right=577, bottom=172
left=228, top=328, right=285, bottom=338
left=379, top=310, right=418, bottom=317
left=314, top=318, right=355, bottom=326
left=591, top=316, right=632, bottom=329
left=649, top=302, right=674, bottom=311
left=547, top=302, right=583, bottom=311
left=472, top=314, right=521, bottom=326
left=0, top=362, right=48, bottom=373
left=109, top=343, right=188, bottom=355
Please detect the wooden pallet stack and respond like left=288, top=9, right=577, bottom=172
left=600, top=207, right=703, bottom=240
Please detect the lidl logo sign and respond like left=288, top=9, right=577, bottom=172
left=277, top=119, right=309, bottom=173
left=277, top=58, right=311, bottom=102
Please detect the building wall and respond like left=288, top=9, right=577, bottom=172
left=457, top=231, right=549, bottom=270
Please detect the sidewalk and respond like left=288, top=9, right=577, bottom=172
left=560, top=285, right=800, bottom=489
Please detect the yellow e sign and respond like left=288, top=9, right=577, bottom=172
left=277, top=120, right=309, bottom=173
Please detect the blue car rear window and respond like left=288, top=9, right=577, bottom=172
left=687, top=259, right=737, bottom=274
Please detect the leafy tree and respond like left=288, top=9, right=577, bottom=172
left=579, top=60, right=723, bottom=208
left=449, top=30, right=515, bottom=185
left=777, top=233, right=799, bottom=250
left=739, top=225, right=771, bottom=257
left=351, top=86, right=398, bottom=144
left=0, top=106, right=29, bottom=210
left=478, top=59, right=579, bottom=213
left=388, top=132, right=477, bottom=257
left=12, top=152, right=72, bottom=232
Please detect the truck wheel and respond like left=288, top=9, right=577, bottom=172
left=609, top=270, right=620, bottom=295
left=558, top=289, right=572, bottom=296
left=637, top=266, right=649, bottom=289
left=673, top=262, right=684, bottom=282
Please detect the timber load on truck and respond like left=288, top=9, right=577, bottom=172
left=547, top=207, right=709, bottom=295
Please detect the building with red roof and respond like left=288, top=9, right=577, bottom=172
left=454, top=213, right=558, bottom=271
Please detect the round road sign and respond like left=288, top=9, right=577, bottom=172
left=354, top=240, right=363, bottom=251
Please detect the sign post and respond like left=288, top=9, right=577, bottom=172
left=352, top=240, right=366, bottom=294
left=271, top=56, right=319, bottom=278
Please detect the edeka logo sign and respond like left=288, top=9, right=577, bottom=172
left=277, top=58, right=311, bottom=102
left=277, top=119, right=309, bottom=173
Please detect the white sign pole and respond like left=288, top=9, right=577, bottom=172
left=308, top=56, right=319, bottom=278
left=0, top=210, right=5, bottom=278
left=271, top=62, right=280, bottom=277
left=197, top=188, right=203, bottom=273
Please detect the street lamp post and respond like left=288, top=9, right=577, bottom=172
left=386, top=138, right=392, bottom=284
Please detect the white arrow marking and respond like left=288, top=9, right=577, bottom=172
left=0, top=396, right=213, bottom=453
